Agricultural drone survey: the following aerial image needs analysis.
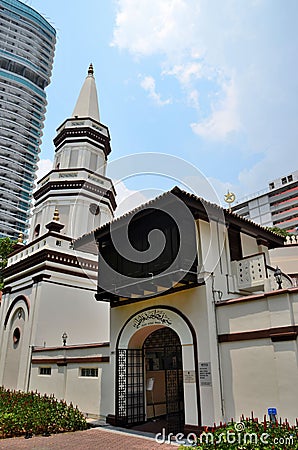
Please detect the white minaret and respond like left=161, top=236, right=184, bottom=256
left=0, top=65, right=112, bottom=400
left=30, top=64, right=116, bottom=241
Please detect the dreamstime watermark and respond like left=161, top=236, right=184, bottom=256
left=155, top=422, right=295, bottom=446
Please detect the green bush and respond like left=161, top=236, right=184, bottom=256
left=0, top=387, right=87, bottom=439
left=180, top=414, right=298, bottom=450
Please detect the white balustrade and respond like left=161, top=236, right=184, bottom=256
left=285, top=235, right=298, bottom=245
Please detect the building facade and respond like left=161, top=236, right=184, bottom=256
left=75, top=189, right=298, bottom=431
left=0, top=65, right=116, bottom=417
left=0, top=0, right=56, bottom=239
left=232, top=170, right=298, bottom=234
left=0, top=59, right=297, bottom=430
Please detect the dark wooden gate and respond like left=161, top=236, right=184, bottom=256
left=116, top=348, right=145, bottom=426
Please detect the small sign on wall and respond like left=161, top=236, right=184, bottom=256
left=199, top=362, right=212, bottom=386
left=183, top=370, right=196, bottom=383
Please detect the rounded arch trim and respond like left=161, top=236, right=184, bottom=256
left=115, top=303, right=202, bottom=426
left=4, top=295, right=30, bottom=329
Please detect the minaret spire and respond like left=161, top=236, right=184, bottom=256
left=72, top=63, right=100, bottom=122
left=88, top=63, right=94, bottom=76
left=29, top=64, right=116, bottom=241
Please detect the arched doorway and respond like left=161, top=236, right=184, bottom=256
left=144, top=327, right=184, bottom=433
left=115, top=306, right=201, bottom=432
left=116, top=327, right=185, bottom=433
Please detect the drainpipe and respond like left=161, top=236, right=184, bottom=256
left=26, top=344, right=34, bottom=392
left=211, top=273, right=225, bottom=419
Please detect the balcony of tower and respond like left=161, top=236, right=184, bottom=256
left=0, top=72, right=47, bottom=108
left=34, top=168, right=116, bottom=209
left=0, top=9, right=56, bottom=48
left=1, top=171, right=33, bottom=189
left=0, top=95, right=42, bottom=116
left=0, top=186, right=24, bottom=202
left=0, top=46, right=49, bottom=77
left=0, top=132, right=41, bottom=154
left=3, top=83, right=44, bottom=104
left=0, top=191, right=31, bottom=210
left=53, top=118, right=111, bottom=158
left=7, top=165, right=35, bottom=183
left=2, top=116, right=42, bottom=138
left=56, top=117, right=109, bottom=137
left=3, top=207, right=30, bottom=224
left=4, top=236, right=98, bottom=281
left=0, top=221, right=24, bottom=238
left=269, top=185, right=298, bottom=204
left=0, top=156, right=36, bottom=178
left=273, top=218, right=298, bottom=231
left=0, top=147, right=38, bottom=167
left=0, top=122, right=41, bottom=144
left=8, top=33, right=49, bottom=56
left=0, top=176, right=33, bottom=195
left=0, top=180, right=25, bottom=198
left=0, top=58, right=49, bottom=90
left=1, top=209, right=29, bottom=226
left=1, top=94, right=46, bottom=121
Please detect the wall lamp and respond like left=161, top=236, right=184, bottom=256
left=274, top=266, right=283, bottom=290
left=62, top=332, right=68, bottom=346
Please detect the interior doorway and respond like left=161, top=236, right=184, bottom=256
left=144, top=327, right=184, bottom=434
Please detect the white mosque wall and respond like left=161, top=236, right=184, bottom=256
left=33, top=278, right=109, bottom=348
left=29, top=344, right=110, bottom=417
left=216, top=289, right=298, bottom=423
left=0, top=269, right=109, bottom=395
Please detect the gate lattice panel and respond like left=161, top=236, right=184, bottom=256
left=165, top=346, right=184, bottom=434
left=116, top=348, right=145, bottom=426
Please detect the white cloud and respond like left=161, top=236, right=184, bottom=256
left=188, top=89, right=199, bottom=109
left=111, top=0, right=200, bottom=58
left=36, top=159, right=53, bottom=181
left=112, top=0, right=241, bottom=141
left=114, top=180, right=149, bottom=217
left=236, top=155, right=296, bottom=200
left=191, top=78, right=241, bottom=140
left=140, top=75, right=171, bottom=106
left=111, top=0, right=298, bottom=195
left=163, top=62, right=203, bottom=86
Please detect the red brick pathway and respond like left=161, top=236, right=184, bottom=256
left=0, top=427, right=179, bottom=450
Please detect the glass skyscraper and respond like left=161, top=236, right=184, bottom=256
left=0, top=0, right=55, bottom=240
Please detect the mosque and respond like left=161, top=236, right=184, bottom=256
left=0, top=65, right=297, bottom=433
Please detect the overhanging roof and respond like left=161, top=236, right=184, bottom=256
left=74, top=186, right=285, bottom=254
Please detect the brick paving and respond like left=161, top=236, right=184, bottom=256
left=0, top=427, right=180, bottom=450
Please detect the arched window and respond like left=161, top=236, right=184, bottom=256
left=34, top=223, right=40, bottom=237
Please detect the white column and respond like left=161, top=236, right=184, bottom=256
left=182, top=344, right=199, bottom=426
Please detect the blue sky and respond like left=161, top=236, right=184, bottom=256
left=27, top=0, right=298, bottom=213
